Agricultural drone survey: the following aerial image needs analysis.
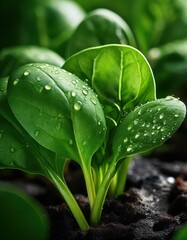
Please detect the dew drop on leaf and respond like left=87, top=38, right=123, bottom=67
left=74, top=101, right=82, bottom=111
left=127, top=146, right=133, bottom=152
left=45, top=84, right=52, bottom=91
left=123, top=138, right=128, bottom=143
left=135, top=133, right=140, bottom=139
left=72, top=80, right=76, bottom=85
left=10, top=147, right=15, bottom=153
left=71, top=91, right=76, bottom=97
left=24, top=71, right=30, bottom=76
left=13, top=79, right=19, bottom=85
left=90, top=98, right=96, bottom=105
left=36, top=76, right=41, bottom=81
left=69, top=139, right=73, bottom=145
left=159, top=114, right=164, bottom=119
left=82, top=89, right=88, bottom=95
left=34, top=130, right=39, bottom=137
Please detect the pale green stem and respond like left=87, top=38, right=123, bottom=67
left=81, top=163, right=96, bottom=209
left=44, top=166, right=90, bottom=231
left=90, top=162, right=117, bottom=226
left=112, top=157, right=132, bottom=197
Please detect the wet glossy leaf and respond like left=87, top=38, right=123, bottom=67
left=113, top=97, right=186, bottom=160
left=7, top=63, right=106, bottom=166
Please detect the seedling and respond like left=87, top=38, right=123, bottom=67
left=0, top=44, right=185, bottom=231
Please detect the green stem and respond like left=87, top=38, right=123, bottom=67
left=112, top=157, right=132, bottom=197
left=45, top=166, right=90, bottom=231
left=90, top=162, right=117, bottom=226
left=81, top=163, right=96, bottom=209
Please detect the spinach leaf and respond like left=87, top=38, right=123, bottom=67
left=63, top=44, right=156, bottom=128
left=7, top=63, right=106, bottom=165
left=0, top=46, right=64, bottom=78
left=113, top=97, right=186, bottom=159
left=66, top=8, right=136, bottom=57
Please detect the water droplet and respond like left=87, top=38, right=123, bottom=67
left=127, top=125, right=132, bottom=131
left=82, top=89, right=88, bottom=95
left=123, top=138, right=128, bottom=143
left=74, top=101, right=82, bottom=111
left=135, top=133, right=140, bottom=139
left=69, top=139, right=73, bottom=145
left=174, top=114, right=179, bottom=118
left=160, top=128, right=165, bottom=132
left=45, top=84, right=52, bottom=90
left=72, top=80, right=76, bottom=85
left=34, top=130, right=39, bottom=137
left=159, top=114, right=164, bottom=119
left=71, top=91, right=76, bottom=97
left=141, top=123, right=145, bottom=127
left=90, top=98, right=96, bottom=105
left=36, top=76, right=41, bottom=81
left=13, top=79, right=19, bottom=85
left=166, top=96, right=175, bottom=101
left=10, top=147, right=15, bottom=153
left=98, top=121, right=101, bottom=125
left=138, top=110, right=142, bottom=115
left=127, top=146, right=133, bottom=153
left=83, top=141, right=87, bottom=146
left=24, top=71, right=30, bottom=76
left=134, top=119, right=139, bottom=125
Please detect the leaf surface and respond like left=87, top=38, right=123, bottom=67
left=113, top=97, right=186, bottom=159
left=63, top=44, right=156, bottom=127
left=7, top=63, right=106, bottom=166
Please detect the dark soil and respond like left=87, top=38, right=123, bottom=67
left=1, top=128, right=187, bottom=239
left=44, top=156, right=187, bottom=240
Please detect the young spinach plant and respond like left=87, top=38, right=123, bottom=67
left=0, top=44, right=185, bottom=230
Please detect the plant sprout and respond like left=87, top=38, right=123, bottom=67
left=0, top=44, right=185, bottom=231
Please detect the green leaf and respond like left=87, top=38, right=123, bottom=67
left=63, top=44, right=156, bottom=127
left=0, top=46, right=64, bottom=78
left=113, top=97, right=186, bottom=160
left=172, top=225, right=187, bottom=240
left=7, top=63, right=106, bottom=166
left=149, top=40, right=187, bottom=97
left=66, top=8, right=136, bottom=57
left=0, top=182, right=49, bottom=240
left=0, top=116, right=45, bottom=174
